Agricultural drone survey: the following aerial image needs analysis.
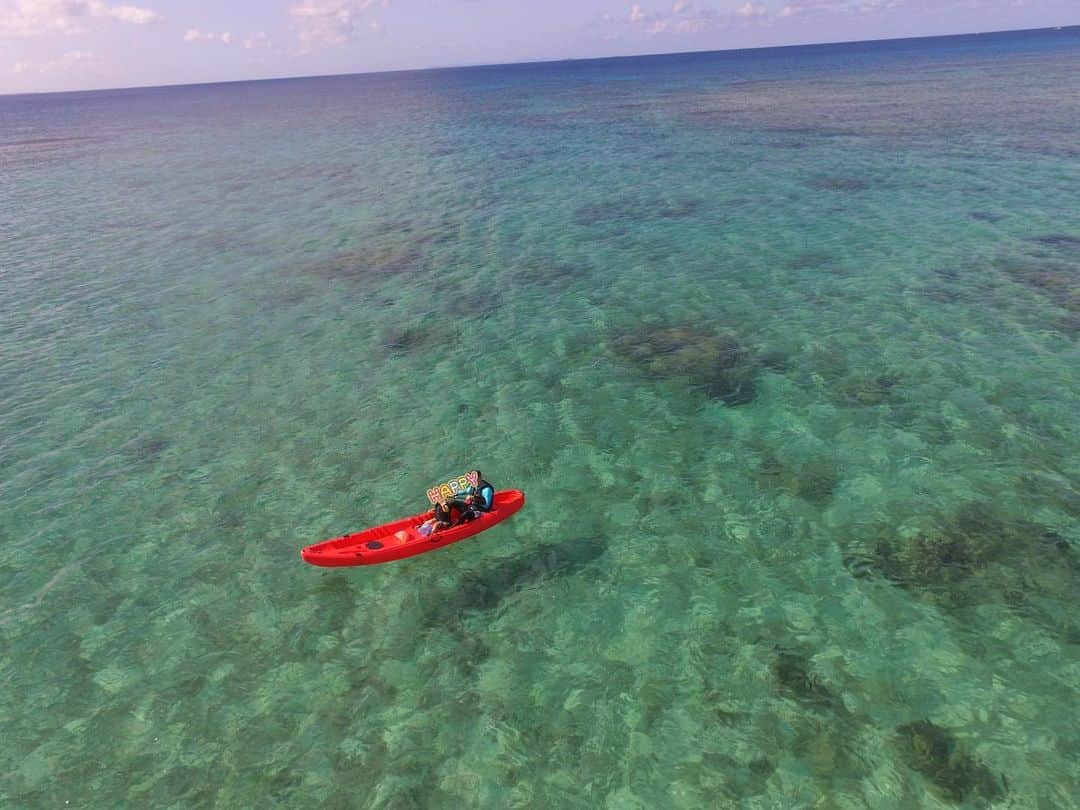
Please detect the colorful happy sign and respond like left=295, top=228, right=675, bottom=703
left=427, top=471, right=480, bottom=504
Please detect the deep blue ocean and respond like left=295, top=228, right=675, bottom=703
left=2, top=26, right=1079, bottom=808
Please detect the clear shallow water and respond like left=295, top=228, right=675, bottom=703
left=2, top=27, right=1079, bottom=807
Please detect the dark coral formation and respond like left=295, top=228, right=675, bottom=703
left=381, top=324, right=439, bottom=352
left=1059, top=311, right=1080, bottom=336
left=773, top=647, right=840, bottom=711
left=999, top=259, right=1078, bottom=307
left=769, top=646, right=875, bottom=789
left=842, top=503, right=1079, bottom=634
left=896, top=720, right=1005, bottom=803
left=879, top=528, right=985, bottom=590
left=512, top=259, right=589, bottom=287
left=305, top=244, right=421, bottom=281
left=757, top=347, right=790, bottom=373
left=369, top=217, right=459, bottom=247
left=121, top=435, right=171, bottom=469
left=611, top=325, right=761, bottom=406
left=787, top=251, right=835, bottom=271
left=259, top=283, right=316, bottom=309
left=444, top=285, right=502, bottom=319
left=514, top=112, right=588, bottom=130
left=214, top=508, right=245, bottom=531
left=1031, top=234, right=1080, bottom=252
left=574, top=196, right=704, bottom=228
left=996, top=255, right=1079, bottom=334
left=838, top=372, right=903, bottom=407
left=131, top=435, right=170, bottom=462
left=755, top=453, right=841, bottom=504
left=656, top=199, right=704, bottom=220
left=803, top=175, right=871, bottom=192
left=415, top=263, right=503, bottom=321
left=846, top=504, right=1018, bottom=592
left=702, top=753, right=776, bottom=799
left=922, top=285, right=963, bottom=304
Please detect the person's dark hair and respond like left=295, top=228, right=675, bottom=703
left=475, top=469, right=482, bottom=480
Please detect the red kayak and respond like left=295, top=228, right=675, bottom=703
left=300, top=490, right=525, bottom=567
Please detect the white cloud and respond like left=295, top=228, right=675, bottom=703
left=858, top=0, right=905, bottom=12
left=13, top=48, right=101, bottom=73
left=184, top=28, right=232, bottom=45
left=779, top=0, right=833, bottom=15
left=289, top=0, right=376, bottom=47
left=629, top=3, right=667, bottom=26
left=51, top=48, right=99, bottom=68
left=108, top=4, right=154, bottom=24
left=736, top=2, right=769, bottom=17
left=0, top=0, right=158, bottom=38
left=674, top=16, right=709, bottom=32
left=243, top=31, right=271, bottom=49
left=777, top=0, right=905, bottom=14
left=624, top=1, right=721, bottom=36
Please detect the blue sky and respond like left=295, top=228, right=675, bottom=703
left=1, top=0, right=1075, bottom=94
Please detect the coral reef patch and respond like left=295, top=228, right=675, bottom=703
left=611, top=325, right=761, bottom=405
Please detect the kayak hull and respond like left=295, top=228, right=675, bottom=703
left=300, top=490, right=525, bottom=567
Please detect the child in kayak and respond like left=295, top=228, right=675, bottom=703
left=417, top=499, right=456, bottom=537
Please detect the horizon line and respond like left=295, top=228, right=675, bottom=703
left=2, top=23, right=1076, bottom=101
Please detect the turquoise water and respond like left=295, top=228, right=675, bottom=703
left=2, top=27, right=1079, bottom=807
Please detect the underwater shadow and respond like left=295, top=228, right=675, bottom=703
left=423, top=536, right=608, bottom=631
left=896, top=720, right=1006, bottom=804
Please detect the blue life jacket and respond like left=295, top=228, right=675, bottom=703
left=470, top=482, right=494, bottom=511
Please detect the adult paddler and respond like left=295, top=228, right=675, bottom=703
left=458, top=469, right=494, bottom=521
